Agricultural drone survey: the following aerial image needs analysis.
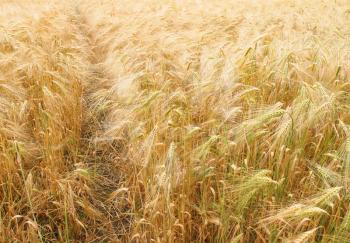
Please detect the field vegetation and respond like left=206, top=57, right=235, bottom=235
left=1, top=0, right=350, bottom=242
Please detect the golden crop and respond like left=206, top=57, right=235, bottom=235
left=1, top=0, right=350, bottom=242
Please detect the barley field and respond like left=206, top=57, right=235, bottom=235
left=1, top=0, right=350, bottom=242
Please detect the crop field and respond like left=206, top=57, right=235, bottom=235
left=1, top=0, right=350, bottom=242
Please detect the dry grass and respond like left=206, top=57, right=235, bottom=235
left=1, top=0, right=350, bottom=242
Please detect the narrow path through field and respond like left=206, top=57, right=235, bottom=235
left=69, top=6, right=127, bottom=240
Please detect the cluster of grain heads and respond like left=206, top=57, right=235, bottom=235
left=78, top=0, right=350, bottom=242
left=0, top=1, right=108, bottom=241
